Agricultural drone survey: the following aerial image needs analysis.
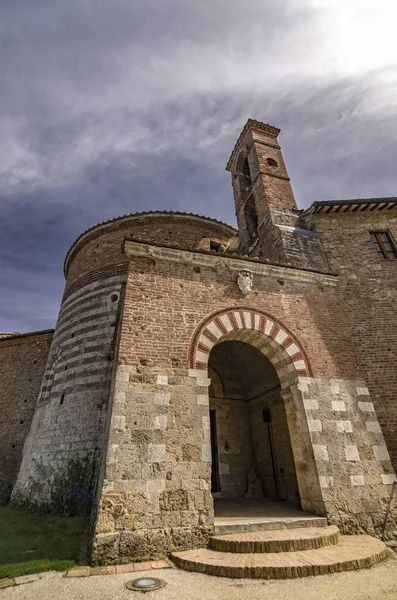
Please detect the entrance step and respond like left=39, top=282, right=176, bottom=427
left=171, top=535, right=387, bottom=579
left=210, top=525, right=340, bottom=553
left=214, top=516, right=327, bottom=535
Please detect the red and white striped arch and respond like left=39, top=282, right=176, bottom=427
left=189, top=307, right=311, bottom=384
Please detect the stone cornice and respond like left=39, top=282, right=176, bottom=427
left=124, top=239, right=338, bottom=287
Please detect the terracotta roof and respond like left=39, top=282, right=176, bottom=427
left=226, top=119, right=280, bottom=172
left=304, top=197, right=397, bottom=216
left=64, top=210, right=237, bottom=276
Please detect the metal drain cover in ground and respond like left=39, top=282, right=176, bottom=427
left=126, top=577, right=166, bottom=592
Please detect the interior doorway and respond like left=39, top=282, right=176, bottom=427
left=208, top=340, right=300, bottom=507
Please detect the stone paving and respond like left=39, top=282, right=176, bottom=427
left=1, top=558, right=397, bottom=600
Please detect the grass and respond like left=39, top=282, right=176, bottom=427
left=0, top=505, right=89, bottom=579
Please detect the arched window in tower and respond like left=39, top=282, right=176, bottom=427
left=267, top=157, right=278, bottom=167
left=243, top=157, right=251, bottom=183
left=245, top=195, right=258, bottom=239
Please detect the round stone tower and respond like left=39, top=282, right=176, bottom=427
left=11, top=212, right=236, bottom=515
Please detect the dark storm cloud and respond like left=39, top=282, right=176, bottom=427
left=1, top=0, right=396, bottom=330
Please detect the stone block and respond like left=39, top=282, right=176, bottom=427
left=119, top=529, right=169, bottom=561
left=331, top=400, right=346, bottom=412
left=307, top=419, right=322, bottom=432
left=112, top=416, right=126, bottom=430
left=297, top=382, right=308, bottom=392
left=159, top=489, right=188, bottom=511
left=303, top=398, right=318, bottom=410
left=90, top=566, right=116, bottom=576
left=356, top=387, right=370, bottom=395
left=373, top=446, right=390, bottom=461
left=197, top=394, right=209, bottom=405
left=154, top=393, right=170, bottom=405
left=381, top=474, right=396, bottom=485
left=154, top=415, right=168, bottom=430
left=15, top=573, right=43, bottom=584
left=196, top=377, right=211, bottom=387
left=319, top=476, right=334, bottom=488
left=151, top=560, right=171, bottom=569
left=146, top=479, right=166, bottom=494
left=0, top=579, right=15, bottom=589
left=336, top=420, right=353, bottom=433
left=345, top=445, right=360, bottom=461
left=148, top=444, right=165, bottom=462
left=358, top=401, right=375, bottom=412
left=313, top=445, right=329, bottom=461
left=350, top=475, right=365, bottom=486
left=366, top=421, right=382, bottom=433
left=107, top=444, right=119, bottom=464
left=115, top=563, right=136, bottom=573
left=91, top=532, right=121, bottom=565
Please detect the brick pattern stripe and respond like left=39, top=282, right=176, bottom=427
left=190, top=307, right=311, bottom=377
left=171, top=535, right=387, bottom=579
left=11, top=274, right=124, bottom=512
left=210, top=526, right=340, bottom=553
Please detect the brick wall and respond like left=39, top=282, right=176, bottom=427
left=0, top=331, right=53, bottom=503
left=117, top=255, right=355, bottom=379
left=312, top=208, right=397, bottom=470
left=92, top=244, right=396, bottom=563
left=64, top=213, right=236, bottom=295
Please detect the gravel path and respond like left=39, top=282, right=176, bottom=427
left=1, top=554, right=397, bottom=600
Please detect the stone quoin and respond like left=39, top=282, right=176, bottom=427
left=0, top=119, right=396, bottom=567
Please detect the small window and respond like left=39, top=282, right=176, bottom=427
left=267, top=158, right=278, bottom=167
left=242, top=158, right=251, bottom=183
left=210, top=241, right=222, bottom=252
left=245, top=196, right=258, bottom=239
left=370, top=231, right=397, bottom=260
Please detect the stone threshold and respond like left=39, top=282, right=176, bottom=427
left=65, top=560, right=173, bottom=578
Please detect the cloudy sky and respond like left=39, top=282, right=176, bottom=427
left=1, top=0, right=396, bottom=332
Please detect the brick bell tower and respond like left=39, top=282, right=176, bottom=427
left=226, top=119, right=299, bottom=261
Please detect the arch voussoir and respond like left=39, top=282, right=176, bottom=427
left=189, top=307, right=311, bottom=380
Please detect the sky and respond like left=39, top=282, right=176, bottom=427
left=1, top=0, right=397, bottom=332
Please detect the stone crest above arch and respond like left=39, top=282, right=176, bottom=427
left=189, top=307, right=311, bottom=386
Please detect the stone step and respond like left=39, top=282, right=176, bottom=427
left=214, top=516, right=327, bottom=535
left=210, top=525, right=340, bottom=553
left=171, top=535, right=388, bottom=579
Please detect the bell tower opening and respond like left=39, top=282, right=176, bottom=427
left=208, top=340, right=300, bottom=509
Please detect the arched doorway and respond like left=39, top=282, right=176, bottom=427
left=208, top=340, right=300, bottom=505
left=189, top=307, right=325, bottom=519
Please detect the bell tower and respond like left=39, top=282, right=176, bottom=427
left=226, top=119, right=297, bottom=259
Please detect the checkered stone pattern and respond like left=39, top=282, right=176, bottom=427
left=92, top=365, right=214, bottom=565
left=298, top=377, right=396, bottom=535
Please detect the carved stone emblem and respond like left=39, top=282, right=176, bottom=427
left=237, top=270, right=253, bottom=295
